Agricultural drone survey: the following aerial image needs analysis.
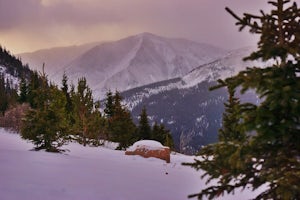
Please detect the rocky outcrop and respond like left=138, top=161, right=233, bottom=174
left=125, top=140, right=170, bottom=163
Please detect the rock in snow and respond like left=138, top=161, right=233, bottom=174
left=126, top=140, right=170, bottom=163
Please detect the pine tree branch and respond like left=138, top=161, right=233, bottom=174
left=225, top=7, right=262, bottom=33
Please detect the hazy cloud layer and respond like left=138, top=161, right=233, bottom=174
left=0, top=0, right=269, bottom=53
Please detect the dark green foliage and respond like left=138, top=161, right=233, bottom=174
left=21, top=74, right=68, bottom=152
left=216, top=81, right=245, bottom=142
left=27, top=71, right=42, bottom=108
left=61, top=72, right=73, bottom=115
left=137, top=106, right=151, bottom=140
left=0, top=75, right=8, bottom=115
left=104, top=90, right=114, bottom=118
left=0, top=74, right=19, bottom=115
left=110, top=106, right=137, bottom=150
left=0, top=46, right=32, bottom=79
left=18, top=76, right=28, bottom=103
left=184, top=84, right=247, bottom=199
left=226, top=0, right=300, bottom=64
left=71, top=77, right=102, bottom=146
left=104, top=90, right=137, bottom=149
left=22, top=73, right=106, bottom=150
left=185, top=1, right=300, bottom=199
left=151, top=122, right=174, bottom=149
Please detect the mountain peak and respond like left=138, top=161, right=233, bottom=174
left=19, top=33, right=227, bottom=98
left=130, top=32, right=163, bottom=42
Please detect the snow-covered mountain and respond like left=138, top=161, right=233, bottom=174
left=121, top=47, right=263, bottom=154
left=18, top=34, right=263, bottom=154
left=19, top=33, right=226, bottom=97
left=123, top=47, right=258, bottom=110
left=19, top=42, right=102, bottom=78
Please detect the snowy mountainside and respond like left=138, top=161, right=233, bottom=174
left=121, top=47, right=262, bottom=154
left=19, top=33, right=226, bottom=98
left=0, top=47, right=33, bottom=88
left=61, top=33, right=226, bottom=97
left=123, top=81, right=227, bottom=155
left=18, top=42, right=102, bottom=78
left=122, top=47, right=257, bottom=110
left=0, top=65, right=19, bottom=88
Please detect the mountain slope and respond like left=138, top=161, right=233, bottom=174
left=18, top=42, right=102, bottom=78
left=0, top=46, right=32, bottom=87
left=66, top=33, right=226, bottom=97
left=122, top=47, right=261, bottom=154
left=19, top=33, right=226, bottom=98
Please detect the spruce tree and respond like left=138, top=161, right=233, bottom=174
left=72, top=77, right=94, bottom=146
left=104, top=90, right=114, bottom=118
left=61, top=73, right=74, bottom=126
left=0, top=74, right=8, bottom=115
left=185, top=1, right=300, bottom=199
left=18, top=76, right=28, bottom=103
left=108, top=91, right=137, bottom=149
left=151, top=122, right=174, bottom=149
left=137, top=106, right=151, bottom=140
left=61, top=72, right=73, bottom=115
left=27, top=71, right=41, bottom=108
left=21, top=73, right=68, bottom=152
left=71, top=77, right=104, bottom=146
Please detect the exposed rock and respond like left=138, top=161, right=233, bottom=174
left=125, top=140, right=170, bottom=163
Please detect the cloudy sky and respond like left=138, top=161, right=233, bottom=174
left=0, top=0, right=270, bottom=54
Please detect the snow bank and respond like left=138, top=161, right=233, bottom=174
left=0, top=128, right=265, bottom=200
left=127, top=140, right=165, bottom=151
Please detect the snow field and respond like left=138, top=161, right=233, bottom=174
left=0, top=128, right=263, bottom=200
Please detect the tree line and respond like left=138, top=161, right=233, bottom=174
left=6, top=67, right=174, bottom=152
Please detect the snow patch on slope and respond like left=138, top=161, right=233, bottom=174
left=0, top=65, right=19, bottom=88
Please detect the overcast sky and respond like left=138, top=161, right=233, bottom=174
left=0, top=0, right=270, bottom=54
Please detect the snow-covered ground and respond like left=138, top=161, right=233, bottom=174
left=0, top=128, right=263, bottom=200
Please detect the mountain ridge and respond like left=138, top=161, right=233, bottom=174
left=19, top=33, right=227, bottom=98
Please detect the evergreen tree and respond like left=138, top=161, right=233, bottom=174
left=104, top=90, right=114, bottom=118
left=61, top=73, right=74, bottom=124
left=21, top=73, right=68, bottom=152
left=151, top=122, right=174, bottom=149
left=110, top=105, right=137, bottom=150
left=72, top=77, right=94, bottom=146
left=27, top=71, right=41, bottom=108
left=107, top=91, right=137, bottom=149
left=71, top=77, right=104, bottom=146
left=151, top=122, right=162, bottom=142
left=212, top=81, right=245, bottom=142
left=162, top=127, right=174, bottom=150
left=61, top=73, right=73, bottom=114
left=0, top=74, right=8, bottom=115
left=18, top=76, right=28, bottom=103
left=185, top=1, right=300, bottom=199
left=137, top=106, right=151, bottom=140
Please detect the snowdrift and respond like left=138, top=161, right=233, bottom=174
left=0, top=128, right=264, bottom=200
